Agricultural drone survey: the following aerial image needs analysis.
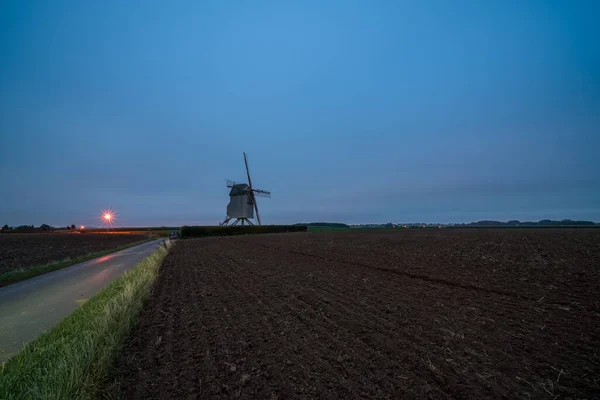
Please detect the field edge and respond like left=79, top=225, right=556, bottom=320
left=0, top=240, right=172, bottom=400
left=0, top=238, right=153, bottom=287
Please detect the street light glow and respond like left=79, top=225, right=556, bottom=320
left=100, top=209, right=116, bottom=227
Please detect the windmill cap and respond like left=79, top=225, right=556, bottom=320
left=229, top=183, right=250, bottom=196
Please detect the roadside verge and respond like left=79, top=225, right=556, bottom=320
left=0, top=238, right=153, bottom=288
left=0, top=240, right=172, bottom=399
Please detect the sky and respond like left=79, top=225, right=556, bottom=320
left=1, top=0, right=599, bottom=226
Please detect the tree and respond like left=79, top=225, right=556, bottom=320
left=40, top=224, right=53, bottom=231
left=1, top=224, right=8, bottom=232
left=71, top=224, right=76, bottom=231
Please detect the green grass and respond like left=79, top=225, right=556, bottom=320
left=0, top=239, right=152, bottom=287
left=0, top=240, right=172, bottom=399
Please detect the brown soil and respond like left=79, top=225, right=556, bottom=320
left=117, top=229, right=600, bottom=399
left=0, top=233, right=148, bottom=274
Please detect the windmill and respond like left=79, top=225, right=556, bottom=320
left=222, top=152, right=271, bottom=226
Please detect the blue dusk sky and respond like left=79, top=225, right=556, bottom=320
left=1, top=0, right=599, bottom=226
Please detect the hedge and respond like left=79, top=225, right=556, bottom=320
left=179, top=225, right=307, bottom=238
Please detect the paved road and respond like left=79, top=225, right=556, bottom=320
left=0, top=238, right=167, bottom=362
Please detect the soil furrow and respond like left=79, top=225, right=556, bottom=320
left=116, top=229, right=600, bottom=399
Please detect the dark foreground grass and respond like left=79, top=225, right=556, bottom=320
left=0, top=241, right=172, bottom=399
left=0, top=239, right=152, bottom=288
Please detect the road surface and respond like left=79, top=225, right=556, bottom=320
left=0, top=238, right=167, bottom=362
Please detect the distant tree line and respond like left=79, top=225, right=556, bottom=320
left=294, top=222, right=349, bottom=228
left=454, top=219, right=596, bottom=227
left=1, top=224, right=79, bottom=233
left=346, top=219, right=597, bottom=228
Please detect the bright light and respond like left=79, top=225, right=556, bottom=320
left=80, top=225, right=85, bottom=230
left=100, top=209, right=116, bottom=226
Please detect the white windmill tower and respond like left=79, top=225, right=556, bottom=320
left=222, top=152, right=271, bottom=226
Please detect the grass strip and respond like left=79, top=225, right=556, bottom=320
left=0, top=240, right=172, bottom=399
left=0, top=238, right=153, bottom=287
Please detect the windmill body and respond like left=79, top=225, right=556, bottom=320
left=222, top=153, right=271, bottom=226
left=226, top=184, right=254, bottom=220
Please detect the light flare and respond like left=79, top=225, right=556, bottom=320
left=99, top=209, right=117, bottom=227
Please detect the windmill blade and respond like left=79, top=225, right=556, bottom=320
left=242, top=152, right=265, bottom=225
left=250, top=191, right=262, bottom=225
left=253, top=191, right=271, bottom=198
left=243, top=152, right=254, bottom=190
left=252, top=188, right=271, bottom=195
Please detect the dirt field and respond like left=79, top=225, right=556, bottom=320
left=117, top=229, right=600, bottom=399
left=0, top=233, right=148, bottom=274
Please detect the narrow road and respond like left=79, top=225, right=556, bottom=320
left=0, top=238, right=167, bottom=362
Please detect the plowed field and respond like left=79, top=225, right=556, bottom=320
left=117, top=229, right=600, bottom=399
left=0, top=233, right=148, bottom=274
